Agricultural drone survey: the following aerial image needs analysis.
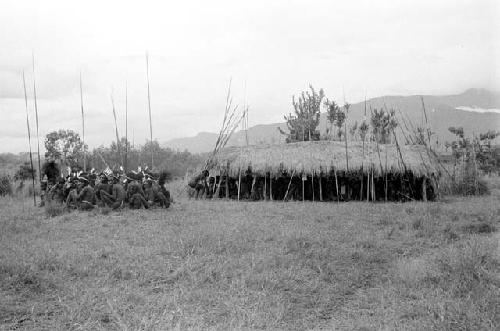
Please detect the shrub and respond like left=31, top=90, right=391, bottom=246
left=440, top=176, right=490, bottom=196
left=0, top=174, right=13, bottom=196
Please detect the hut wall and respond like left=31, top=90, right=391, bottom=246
left=207, top=172, right=436, bottom=202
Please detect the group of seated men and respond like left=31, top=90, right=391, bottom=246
left=42, top=167, right=171, bottom=211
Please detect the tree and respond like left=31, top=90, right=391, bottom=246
left=281, top=85, right=324, bottom=143
left=476, top=130, right=500, bottom=174
left=479, top=130, right=499, bottom=142
left=44, top=130, right=85, bottom=167
left=324, top=99, right=340, bottom=139
left=349, top=121, right=358, bottom=140
left=370, top=108, right=397, bottom=144
left=336, top=105, right=347, bottom=140
left=359, top=121, right=369, bottom=142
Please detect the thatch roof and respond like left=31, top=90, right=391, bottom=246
left=212, top=141, right=439, bottom=177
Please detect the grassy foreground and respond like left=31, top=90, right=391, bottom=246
left=0, top=193, right=499, bottom=330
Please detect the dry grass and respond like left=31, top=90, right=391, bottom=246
left=214, top=141, right=438, bottom=177
left=0, top=190, right=499, bottom=330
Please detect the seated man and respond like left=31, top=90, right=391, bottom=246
left=188, top=170, right=209, bottom=199
left=65, top=179, right=80, bottom=209
left=47, top=178, right=66, bottom=204
left=144, top=179, right=169, bottom=208
left=100, top=176, right=126, bottom=210
left=127, top=179, right=149, bottom=209
left=94, top=175, right=112, bottom=207
left=76, top=177, right=95, bottom=210
left=66, top=178, right=95, bottom=210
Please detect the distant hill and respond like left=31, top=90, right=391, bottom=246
left=163, top=88, right=500, bottom=153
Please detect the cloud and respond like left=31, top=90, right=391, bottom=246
left=0, top=0, right=498, bottom=153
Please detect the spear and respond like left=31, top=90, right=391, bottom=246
left=244, top=79, right=249, bottom=146
left=145, top=52, right=153, bottom=169
left=110, top=94, right=121, bottom=164
left=420, top=96, right=432, bottom=147
left=32, top=53, right=41, bottom=182
left=22, top=71, right=36, bottom=206
left=125, top=81, right=128, bottom=172
left=79, top=71, right=86, bottom=172
left=343, top=102, right=350, bottom=171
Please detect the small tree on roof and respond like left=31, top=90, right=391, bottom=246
left=370, top=108, right=397, bottom=144
left=324, top=99, right=340, bottom=139
left=281, top=85, right=325, bottom=143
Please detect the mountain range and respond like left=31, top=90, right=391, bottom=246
left=163, top=88, right=500, bottom=153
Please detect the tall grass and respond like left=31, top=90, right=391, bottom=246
left=0, top=174, right=13, bottom=196
left=0, top=185, right=498, bottom=330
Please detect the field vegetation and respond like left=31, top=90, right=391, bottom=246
left=0, top=180, right=499, bottom=330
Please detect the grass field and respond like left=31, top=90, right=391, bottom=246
left=0, top=185, right=499, bottom=330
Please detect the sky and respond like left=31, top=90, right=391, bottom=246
left=0, top=0, right=499, bottom=153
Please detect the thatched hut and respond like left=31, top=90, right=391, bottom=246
left=207, top=141, right=439, bottom=202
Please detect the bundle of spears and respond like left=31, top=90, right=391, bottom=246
left=204, top=79, right=247, bottom=171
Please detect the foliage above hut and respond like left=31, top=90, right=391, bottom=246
left=280, top=85, right=324, bottom=142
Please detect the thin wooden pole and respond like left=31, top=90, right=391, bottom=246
left=32, top=53, right=41, bottom=182
left=243, top=79, right=249, bottom=146
left=472, top=134, right=478, bottom=194
left=420, top=96, right=432, bottom=147
left=366, top=170, right=370, bottom=202
left=283, top=170, right=296, bottom=201
left=361, top=97, right=366, bottom=201
left=237, top=167, right=241, bottom=201
left=360, top=171, right=364, bottom=201
left=250, top=175, right=256, bottom=199
left=79, top=71, right=86, bottom=172
left=344, top=103, right=350, bottom=171
left=22, top=71, right=36, bottom=206
left=145, top=52, right=154, bottom=169
left=385, top=147, right=388, bottom=201
left=269, top=173, right=273, bottom=201
left=302, top=173, right=305, bottom=202
left=125, top=81, right=128, bottom=172
left=369, top=169, right=372, bottom=201
left=110, top=94, right=121, bottom=164
left=371, top=169, right=376, bottom=201
left=319, top=170, right=323, bottom=201
left=422, top=175, right=427, bottom=201
left=264, top=172, right=267, bottom=201
left=334, top=168, right=339, bottom=204
left=311, top=171, right=315, bottom=202
left=213, top=172, right=221, bottom=199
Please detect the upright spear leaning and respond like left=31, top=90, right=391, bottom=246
left=22, top=71, right=37, bottom=206
left=32, top=53, right=42, bottom=183
left=79, top=71, right=86, bottom=172
left=125, top=81, right=128, bottom=172
left=145, top=52, right=153, bottom=169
